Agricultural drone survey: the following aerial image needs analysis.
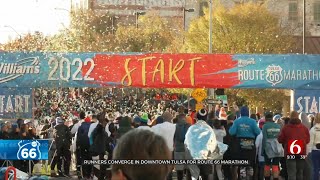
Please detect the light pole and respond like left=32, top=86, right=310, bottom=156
left=183, top=8, right=195, bottom=31
left=209, top=0, right=213, bottom=53
left=135, top=11, right=146, bottom=29
left=208, top=0, right=215, bottom=111
left=302, top=0, right=305, bottom=54
left=111, top=16, right=119, bottom=34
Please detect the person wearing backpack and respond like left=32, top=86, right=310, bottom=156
left=262, top=112, right=283, bottom=180
left=307, top=113, right=320, bottom=180
left=174, top=114, right=191, bottom=180
left=76, top=114, right=92, bottom=179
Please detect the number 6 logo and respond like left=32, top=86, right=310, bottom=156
left=288, top=140, right=304, bottom=155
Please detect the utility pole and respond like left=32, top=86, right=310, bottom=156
left=208, top=0, right=215, bottom=113
left=302, top=0, right=306, bottom=54
left=209, top=0, right=213, bottom=53
left=111, top=16, right=119, bottom=34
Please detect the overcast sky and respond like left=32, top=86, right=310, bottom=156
left=0, top=0, right=71, bottom=43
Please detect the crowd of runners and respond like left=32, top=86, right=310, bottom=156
left=0, top=88, right=319, bottom=180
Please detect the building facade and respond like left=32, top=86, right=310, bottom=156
left=71, top=0, right=200, bottom=30
left=215, top=0, right=320, bottom=37
left=71, top=0, right=320, bottom=53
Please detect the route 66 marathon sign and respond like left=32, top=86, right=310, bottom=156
left=1, top=53, right=320, bottom=89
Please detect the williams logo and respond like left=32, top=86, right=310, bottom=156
left=0, top=57, right=40, bottom=83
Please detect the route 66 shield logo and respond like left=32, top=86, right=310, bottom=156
left=266, top=65, right=283, bottom=86
left=17, top=140, right=41, bottom=160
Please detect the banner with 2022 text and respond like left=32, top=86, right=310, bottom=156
left=0, top=52, right=320, bottom=89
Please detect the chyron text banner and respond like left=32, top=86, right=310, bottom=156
left=0, top=53, right=320, bottom=89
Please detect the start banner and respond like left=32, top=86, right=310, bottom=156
left=294, top=89, right=320, bottom=114
left=0, top=52, right=320, bottom=89
left=0, top=87, right=32, bottom=119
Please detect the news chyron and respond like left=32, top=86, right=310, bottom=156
left=0, top=140, right=49, bottom=160
left=286, top=140, right=307, bottom=160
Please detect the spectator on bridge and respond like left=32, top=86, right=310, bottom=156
left=111, top=129, right=172, bottom=180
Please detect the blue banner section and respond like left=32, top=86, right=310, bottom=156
left=294, top=90, right=320, bottom=114
left=0, top=88, right=32, bottom=119
left=0, top=140, right=49, bottom=160
left=230, top=54, right=320, bottom=89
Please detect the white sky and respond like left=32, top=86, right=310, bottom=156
left=0, top=0, right=71, bottom=43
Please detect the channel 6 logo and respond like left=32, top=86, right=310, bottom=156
left=287, top=140, right=305, bottom=155
left=17, top=140, right=41, bottom=160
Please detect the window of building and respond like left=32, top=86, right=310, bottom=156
left=314, top=2, right=320, bottom=22
left=288, top=1, right=298, bottom=21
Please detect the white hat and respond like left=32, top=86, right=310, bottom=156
left=24, top=119, right=31, bottom=124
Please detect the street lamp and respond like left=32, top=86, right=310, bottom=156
left=111, top=16, right=119, bottom=34
left=135, top=11, right=146, bottom=29
left=4, top=25, right=22, bottom=40
left=182, top=8, right=195, bottom=31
